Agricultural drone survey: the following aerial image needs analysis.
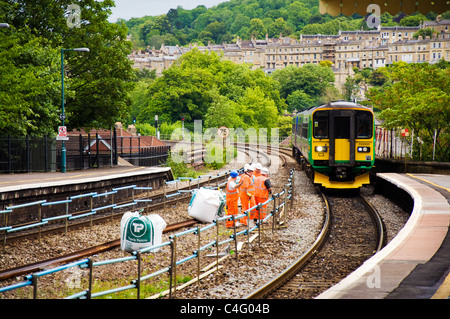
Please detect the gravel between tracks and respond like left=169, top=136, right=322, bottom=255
left=0, top=152, right=409, bottom=299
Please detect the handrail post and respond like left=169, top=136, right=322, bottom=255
left=38, top=204, right=42, bottom=242
left=258, top=203, right=262, bottom=247
left=169, top=237, right=175, bottom=299
left=272, top=195, right=277, bottom=233
left=87, top=258, right=93, bottom=299
left=215, top=219, right=220, bottom=272
left=232, top=215, right=238, bottom=260
left=32, top=274, right=38, bottom=299
left=136, top=251, right=141, bottom=299
left=246, top=210, right=250, bottom=252
left=65, top=197, right=69, bottom=235
left=172, top=235, right=177, bottom=298
left=196, top=225, right=201, bottom=286
left=290, top=170, right=295, bottom=212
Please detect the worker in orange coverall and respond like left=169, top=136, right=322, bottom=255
left=238, top=164, right=254, bottom=226
left=254, top=167, right=271, bottom=222
left=226, top=170, right=243, bottom=228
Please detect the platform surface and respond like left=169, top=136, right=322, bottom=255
left=317, top=173, right=450, bottom=299
left=0, top=166, right=171, bottom=193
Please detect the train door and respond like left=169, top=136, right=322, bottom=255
left=329, top=109, right=355, bottom=167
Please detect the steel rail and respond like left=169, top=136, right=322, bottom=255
left=245, top=188, right=331, bottom=299
left=358, top=194, right=386, bottom=253
left=0, top=219, right=197, bottom=281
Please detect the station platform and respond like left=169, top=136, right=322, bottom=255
left=317, top=173, right=450, bottom=299
left=0, top=166, right=173, bottom=205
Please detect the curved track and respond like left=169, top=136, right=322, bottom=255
left=0, top=219, right=197, bottom=281
left=246, top=190, right=385, bottom=299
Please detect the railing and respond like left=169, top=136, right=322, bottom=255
left=0, top=132, right=118, bottom=173
left=0, top=171, right=232, bottom=250
left=117, top=136, right=171, bottom=166
left=0, top=169, right=294, bottom=299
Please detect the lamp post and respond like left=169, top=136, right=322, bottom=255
left=60, top=47, right=89, bottom=173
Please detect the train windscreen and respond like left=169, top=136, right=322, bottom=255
left=313, top=111, right=329, bottom=139
left=356, top=111, right=373, bottom=139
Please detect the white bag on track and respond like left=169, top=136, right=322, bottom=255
left=120, top=212, right=167, bottom=253
left=188, top=187, right=225, bottom=223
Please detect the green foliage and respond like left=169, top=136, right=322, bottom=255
left=277, top=115, right=293, bottom=137
left=368, top=62, right=450, bottom=162
left=122, top=0, right=383, bottom=49
left=137, top=49, right=284, bottom=131
left=272, top=64, right=335, bottom=110
left=0, top=0, right=135, bottom=136
left=0, top=27, right=60, bottom=136
left=204, top=144, right=237, bottom=170
left=165, top=151, right=199, bottom=179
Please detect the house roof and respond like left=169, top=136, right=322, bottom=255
left=68, top=128, right=166, bottom=153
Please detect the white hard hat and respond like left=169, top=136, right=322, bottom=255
left=249, top=163, right=256, bottom=171
left=244, top=164, right=250, bottom=171
left=255, top=163, right=262, bottom=170
left=261, top=167, right=269, bottom=175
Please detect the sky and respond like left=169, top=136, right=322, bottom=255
left=108, top=0, right=229, bottom=22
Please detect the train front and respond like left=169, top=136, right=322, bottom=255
left=311, top=102, right=375, bottom=189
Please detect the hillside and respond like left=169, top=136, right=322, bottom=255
left=120, top=0, right=438, bottom=50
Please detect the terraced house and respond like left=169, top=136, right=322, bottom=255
left=128, top=18, right=450, bottom=88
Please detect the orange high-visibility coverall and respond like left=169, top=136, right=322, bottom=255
left=226, top=178, right=239, bottom=228
left=238, top=173, right=253, bottom=225
left=247, top=174, right=257, bottom=220
left=254, top=175, right=269, bottom=220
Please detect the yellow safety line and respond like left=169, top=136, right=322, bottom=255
left=432, top=272, right=450, bottom=299
left=406, top=173, right=450, bottom=193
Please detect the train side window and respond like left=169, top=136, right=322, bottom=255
left=301, top=121, right=308, bottom=138
left=313, top=111, right=328, bottom=139
left=356, top=111, right=373, bottom=138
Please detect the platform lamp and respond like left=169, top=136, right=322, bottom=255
left=60, top=47, right=89, bottom=173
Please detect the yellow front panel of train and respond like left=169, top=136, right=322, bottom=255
left=334, top=139, right=350, bottom=161
left=312, top=140, right=329, bottom=160
left=355, top=141, right=373, bottom=161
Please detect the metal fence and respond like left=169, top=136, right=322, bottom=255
left=375, top=127, right=412, bottom=159
left=0, top=169, right=295, bottom=299
left=0, top=133, right=118, bottom=173
left=0, top=132, right=172, bottom=173
left=117, top=136, right=171, bottom=167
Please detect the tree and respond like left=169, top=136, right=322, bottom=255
left=249, top=18, right=266, bottom=39
left=272, top=64, right=335, bottom=102
left=399, top=14, right=427, bottom=27
left=413, top=27, right=436, bottom=39
left=0, top=27, right=60, bottom=136
left=287, top=1, right=311, bottom=29
left=205, top=21, right=227, bottom=43
left=237, top=87, right=278, bottom=130
left=137, top=49, right=283, bottom=129
left=286, top=90, right=314, bottom=112
left=204, top=90, right=244, bottom=128
left=0, top=0, right=135, bottom=134
left=268, top=17, right=293, bottom=38
left=368, top=62, right=450, bottom=162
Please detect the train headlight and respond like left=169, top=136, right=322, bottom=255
left=357, top=147, right=371, bottom=153
left=315, top=146, right=328, bottom=152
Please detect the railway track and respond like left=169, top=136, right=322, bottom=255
left=0, top=219, right=198, bottom=281
left=246, top=189, right=385, bottom=299
left=0, top=146, right=288, bottom=289
left=3, top=143, right=284, bottom=243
